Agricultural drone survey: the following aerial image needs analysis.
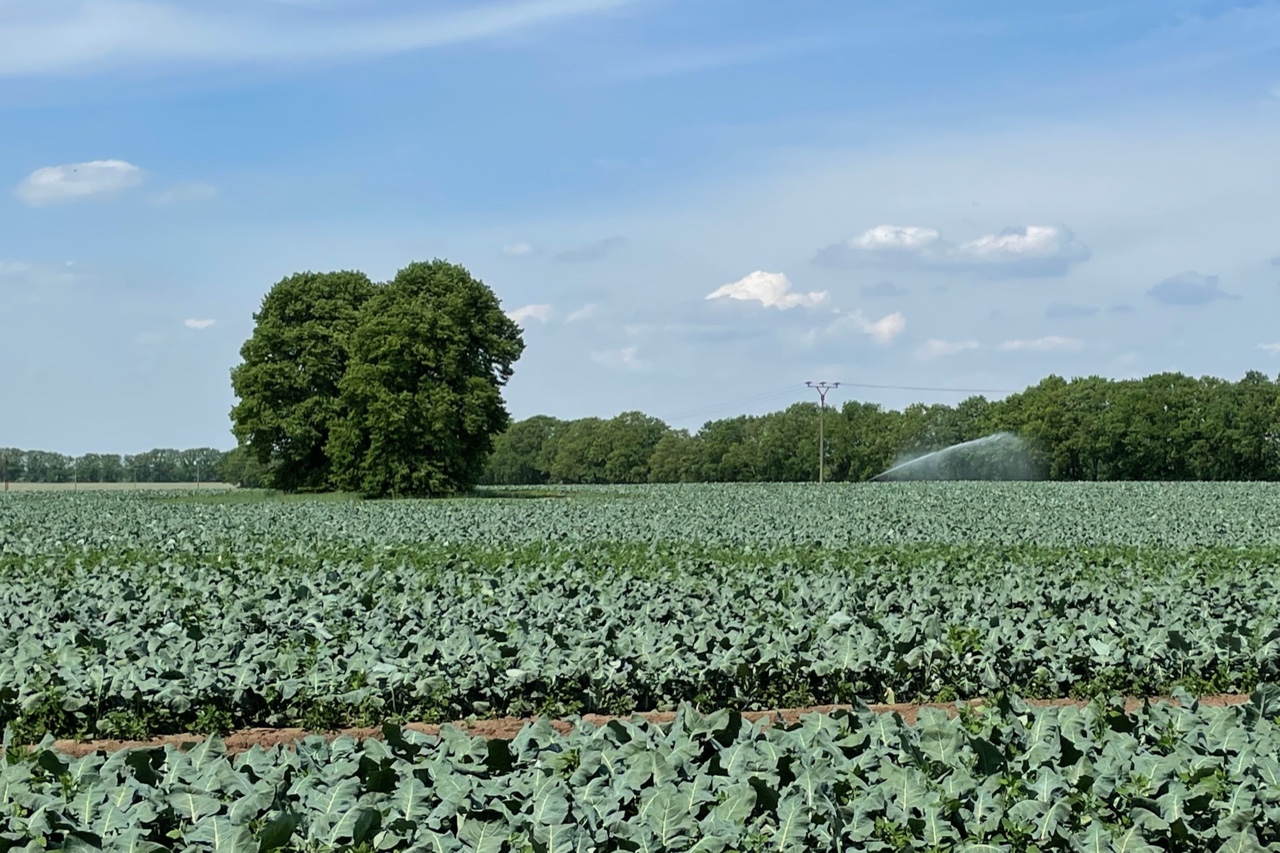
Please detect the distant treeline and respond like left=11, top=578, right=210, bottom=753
left=480, top=371, right=1280, bottom=484
left=0, top=447, right=233, bottom=485
left=7, top=370, right=1280, bottom=487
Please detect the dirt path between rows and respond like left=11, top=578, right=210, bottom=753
left=35, top=694, right=1251, bottom=758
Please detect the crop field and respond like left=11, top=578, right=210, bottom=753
left=4, top=482, right=1280, bottom=850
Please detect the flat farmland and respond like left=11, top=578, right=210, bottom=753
left=4, top=482, right=1280, bottom=851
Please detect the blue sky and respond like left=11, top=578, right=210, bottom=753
left=2, top=0, right=1279, bottom=453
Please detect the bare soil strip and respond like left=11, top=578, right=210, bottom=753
left=33, top=695, right=1250, bottom=758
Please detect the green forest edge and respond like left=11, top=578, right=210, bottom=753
left=7, top=369, right=1280, bottom=490
left=2, top=539, right=1272, bottom=746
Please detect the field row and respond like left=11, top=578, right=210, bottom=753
left=6, top=692, right=1280, bottom=852
left=6, top=481, right=1280, bottom=553
left=3, top=543, right=1278, bottom=740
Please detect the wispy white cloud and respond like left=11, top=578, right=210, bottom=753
left=507, top=303, right=552, bottom=324
left=183, top=318, right=215, bottom=329
left=1147, top=271, right=1238, bottom=305
left=15, top=160, right=144, bottom=206
left=151, top=182, right=217, bottom=205
left=0, top=260, right=83, bottom=296
left=606, top=35, right=831, bottom=82
left=502, top=242, right=534, bottom=257
left=555, top=236, right=627, bottom=263
left=1260, top=343, right=1280, bottom=355
left=565, top=303, right=598, bottom=322
left=592, top=345, right=641, bottom=369
left=0, top=0, right=645, bottom=76
left=861, top=280, right=908, bottom=298
left=133, top=331, right=166, bottom=346
left=916, top=338, right=979, bottom=360
left=706, top=271, right=827, bottom=310
left=0, top=261, right=34, bottom=279
left=999, top=335, right=1083, bottom=352
left=816, top=223, right=1090, bottom=278
left=1045, top=302, right=1099, bottom=319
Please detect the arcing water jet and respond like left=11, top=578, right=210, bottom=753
left=869, top=431, right=1042, bottom=482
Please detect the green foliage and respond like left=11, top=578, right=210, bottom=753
left=6, top=697, right=1280, bottom=850
left=325, top=260, right=524, bottom=498
left=479, top=369, right=1280, bottom=485
left=230, top=270, right=376, bottom=492
left=3, top=481, right=1280, bottom=847
left=1, top=447, right=226, bottom=484
left=216, top=445, right=269, bottom=488
left=2, top=485, right=1280, bottom=740
left=479, top=415, right=561, bottom=486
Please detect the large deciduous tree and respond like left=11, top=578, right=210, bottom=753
left=230, top=271, right=374, bottom=491
left=326, top=260, right=524, bottom=498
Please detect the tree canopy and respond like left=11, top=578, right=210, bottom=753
left=478, top=370, right=1280, bottom=485
left=230, top=261, right=523, bottom=497
left=229, top=270, right=374, bottom=491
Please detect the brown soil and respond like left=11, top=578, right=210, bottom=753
left=35, top=694, right=1250, bottom=758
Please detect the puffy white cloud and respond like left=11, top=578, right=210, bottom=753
left=861, top=311, right=906, bottom=345
left=827, top=310, right=906, bottom=345
left=15, top=160, right=144, bottom=206
left=507, top=303, right=552, bottom=324
left=916, top=338, right=979, bottom=360
left=816, top=223, right=1090, bottom=278
left=502, top=242, right=534, bottom=257
left=852, top=225, right=941, bottom=251
left=705, top=271, right=827, bottom=310
left=956, top=226, right=1078, bottom=260
left=565, top=303, right=598, bottom=323
left=998, top=335, right=1083, bottom=352
left=183, top=318, right=215, bottom=329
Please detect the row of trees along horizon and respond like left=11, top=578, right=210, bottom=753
left=5, top=262, right=1280, bottom=492
left=5, top=369, right=1280, bottom=487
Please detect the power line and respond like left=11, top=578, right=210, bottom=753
left=840, top=381, right=1016, bottom=394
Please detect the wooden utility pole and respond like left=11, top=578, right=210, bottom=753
left=805, top=381, right=840, bottom=484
